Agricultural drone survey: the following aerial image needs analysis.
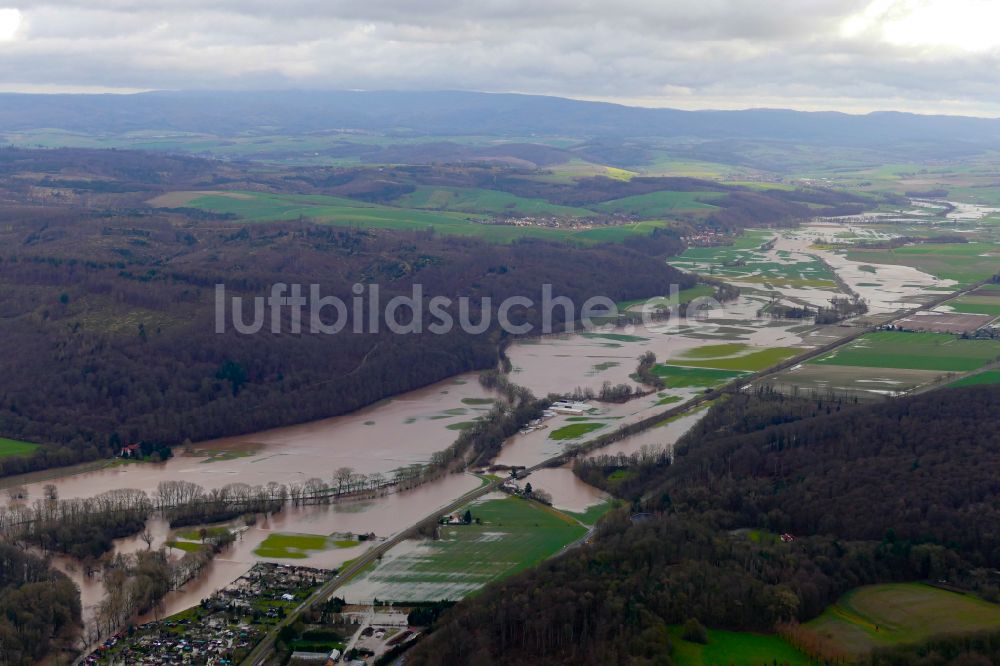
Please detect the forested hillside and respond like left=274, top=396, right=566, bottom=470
left=0, top=206, right=689, bottom=477
left=407, top=385, right=1000, bottom=666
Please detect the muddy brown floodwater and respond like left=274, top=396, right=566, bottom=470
left=16, top=278, right=867, bottom=636
left=522, top=466, right=608, bottom=513
left=6, top=374, right=492, bottom=505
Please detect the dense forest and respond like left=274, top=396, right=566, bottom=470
left=0, top=207, right=689, bottom=478
left=406, top=385, right=1000, bottom=665
left=0, top=544, right=81, bottom=665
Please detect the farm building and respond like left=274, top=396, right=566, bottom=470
left=551, top=400, right=591, bottom=415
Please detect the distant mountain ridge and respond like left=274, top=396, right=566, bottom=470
left=2, top=89, right=1000, bottom=148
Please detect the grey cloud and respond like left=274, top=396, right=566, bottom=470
left=2, top=0, right=999, bottom=115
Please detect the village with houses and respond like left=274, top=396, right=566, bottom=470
left=83, top=562, right=429, bottom=666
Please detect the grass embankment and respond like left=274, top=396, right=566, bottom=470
left=668, top=344, right=801, bottom=372
left=175, top=190, right=674, bottom=243
left=847, top=243, right=1000, bottom=286
left=651, top=364, right=745, bottom=388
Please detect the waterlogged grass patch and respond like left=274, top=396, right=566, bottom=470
left=195, top=448, right=257, bottom=463
left=254, top=532, right=360, bottom=559
left=549, top=422, right=605, bottom=440
left=677, top=343, right=749, bottom=359
left=176, top=526, right=231, bottom=541
left=165, top=540, right=207, bottom=553
left=461, top=398, right=495, bottom=405
left=668, top=347, right=800, bottom=372
left=338, top=497, right=585, bottom=602
left=581, top=332, right=649, bottom=342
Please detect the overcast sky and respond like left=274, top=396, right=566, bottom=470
left=1, top=0, right=1000, bottom=116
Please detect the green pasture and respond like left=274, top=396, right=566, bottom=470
left=948, top=369, right=1000, bottom=387
left=667, top=626, right=814, bottom=666
left=339, top=496, right=586, bottom=602
left=651, top=364, right=746, bottom=388
left=391, top=186, right=595, bottom=217
left=549, top=422, right=605, bottom=440
left=847, top=243, right=1000, bottom=285
left=805, top=583, right=1000, bottom=656
left=594, top=190, right=722, bottom=217
left=811, top=332, right=1000, bottom=372
left=0, top=437, right=39, bottom=459
left=178, top=191, right=675, bottom=242
left=254, top=532, right=360, bottom=559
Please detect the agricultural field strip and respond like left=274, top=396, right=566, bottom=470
left=242, top=275, right=993, bottom=665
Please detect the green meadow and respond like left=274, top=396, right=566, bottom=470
left=391, top=185, right=595, bottom=217
left=667, top=626, right=814, bottom=666
left=669, top=346, right=801, bottom=372
left=651, top=364, right=746, bottom=388
left=847, top=243, right=1000, bottom=285
left=580, top=332, right=649, bottom=342
left=339, top=496, right=586, bottom=602
left=669, top=231, right=839, bottom=289
left=944, top=294, right=1000, bottom=317
left=174, top=190, right=676, bottom=242
left=948, top=369, right=1000, bottom=387
left=594, top=190, right=722, bottom=217
left=811, top=332, right=1000, bottom=372
left=165, top=540, right=208, bottom=553
left=0, top=437, right=39, bottom=459
left=254, top=532, right=359, bottom=559
left=549, top=422, right=605, bottom=440
left=616, top=284, right=717, bottom=312
left=805, top=583, right=1000, bottom=656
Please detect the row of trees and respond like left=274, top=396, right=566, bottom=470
left=432, top=371, right=547, bottom=469
left=0, top=543, right=82, bottom=665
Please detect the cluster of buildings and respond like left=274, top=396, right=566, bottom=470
left=84, top=564, right=331, bottom=665
left=483, top=214, right=633, bottom=229
left=550, top=400, right=592, bottom=415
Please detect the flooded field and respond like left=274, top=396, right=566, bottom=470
left=58, top=473, right=483, bottom=630
left=17, top=216, right=980, bottom=635
left=521, top=466, right=608, bottom=513
left=782, top=224, right=955, bottom=312
left=5, top=374, right=493, bottom=506
left=337, top=493, right=587, bottom=604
